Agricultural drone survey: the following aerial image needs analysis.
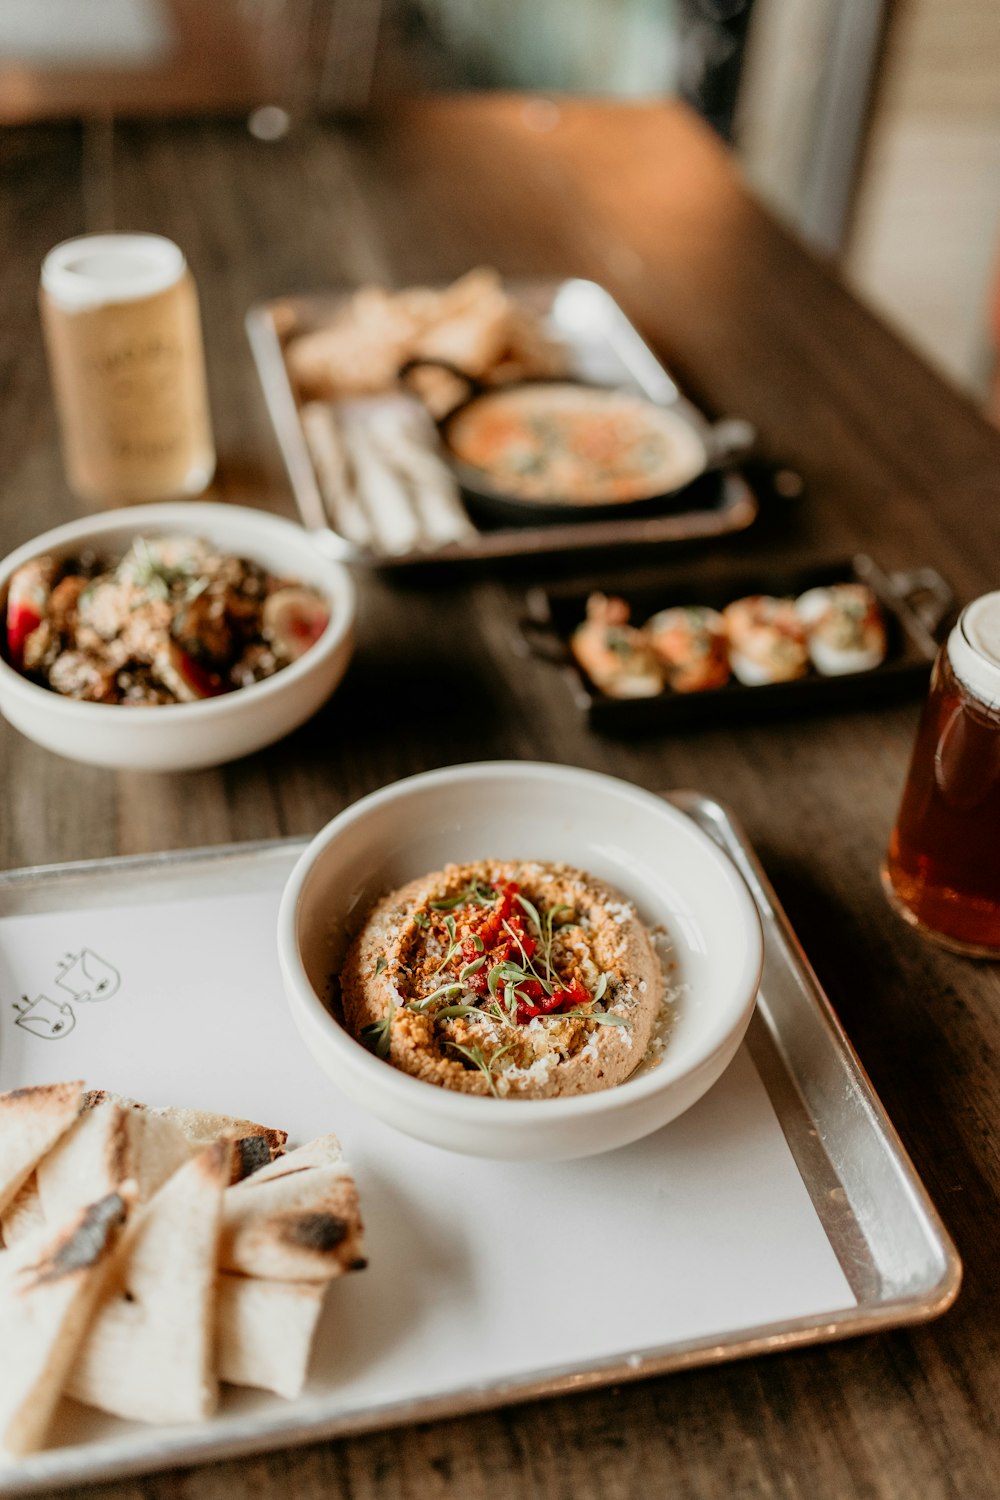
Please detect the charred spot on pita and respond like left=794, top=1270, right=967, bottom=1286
left=32, top=1192, right=127, bottom=1283
left=283, top=1211, right=349, bottom=1253
left=232, top=1135, right=272, bottom=1181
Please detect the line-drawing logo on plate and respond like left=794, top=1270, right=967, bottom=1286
left=12, top=994, right=76, bottom=1040
left=8, top=947, right=122, bottom=1040
left=55, top=948, right=121, bottom=1003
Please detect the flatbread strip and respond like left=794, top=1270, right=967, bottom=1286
left=0, top=1191, right=131, bottom=1458
left=86, top=1093, right=287, bottom=1185
left=37, top=1095, right=197, bottom=1223
left=35, top=1100, right=131, bottom=1226
left=219, top=1135, right=365, bottom=1283
left=67, top=1139, right=233, bottom=1426
left=0, top=1082, right=84, bottom=1217
left=216, top=1274, right=325, bottom=1400
left=0, top=1175, right=44, bottom=1248
left=150, top=1105, right=287, bottom=1184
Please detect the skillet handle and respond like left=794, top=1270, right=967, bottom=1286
left=704, top=416, right=756, bottom=467
left=887, top=566, right=955, bottom=639
left=397, top=358, right=486, bottom=422
left=517, top=615, right=571, bottom=665
left=515, top=587, right=570, bottom=664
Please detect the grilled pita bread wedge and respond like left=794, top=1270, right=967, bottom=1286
left=0, top=1175, right=44, bottom=1248
left=128, top=1109, right=200, bottom=1201
left=0, top=1081, right=84, bottom=1217
left=35, top=1099, right=131, bottom=1226
left=148, top=1105, right=286, bottom=1183
left=38, top=1095, right=202, bottom=1222
left=67, top=1139, right=232, bottom=1425
left=216, top=1274, right=325, bottom=1400
left=234, top=1133, right=343, bottom=1184
left=220, top=1136, right=365, bottom=1282
left=0, top=1190, right=131, bottom=1457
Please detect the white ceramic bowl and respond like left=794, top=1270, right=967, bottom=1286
left=278, top=762, right=764, bottom=1161
left=0, top=502, right=354, bottom=771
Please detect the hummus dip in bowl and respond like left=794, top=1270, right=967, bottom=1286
left=341, top=859, right=666, bottom=1100
left=278, top=763, right=763, bottom=1161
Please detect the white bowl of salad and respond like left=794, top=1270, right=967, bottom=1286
left=0, top=502, right=354, bottom=771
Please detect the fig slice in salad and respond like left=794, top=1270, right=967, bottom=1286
left=4, top=559, right=53, bottom=670
left=262, top=588, right=330, bottom=661
left=156, top=641, right=227, bottom=702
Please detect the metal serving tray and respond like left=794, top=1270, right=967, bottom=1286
left=0, top=795, right=960, bottom=1494
left=522, top=554, right=955, bottom=733
left=247, top=279, right=761, bottom=566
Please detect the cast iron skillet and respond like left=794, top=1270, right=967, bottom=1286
left=398, top=357, right=755, bottom=529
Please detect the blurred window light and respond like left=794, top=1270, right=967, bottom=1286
left=0, top=0, right=175, bottom=68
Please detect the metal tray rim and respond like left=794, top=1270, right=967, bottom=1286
left=0, top=798, right=961, bottom=1495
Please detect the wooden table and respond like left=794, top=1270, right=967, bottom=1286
left=3, top=96, right=1000, bottom=1500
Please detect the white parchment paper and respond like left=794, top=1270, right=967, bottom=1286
left=0, top=883, right=854, bottom=1468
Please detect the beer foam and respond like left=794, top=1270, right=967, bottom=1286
left=42, top=234, right=185, bottom=311
left=948, top=592, right=1000, bottom=709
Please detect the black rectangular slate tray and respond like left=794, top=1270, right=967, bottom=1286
left=520, top=554, right=954, bottom=733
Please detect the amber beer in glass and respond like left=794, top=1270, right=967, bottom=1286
left=884, top=593, right=1000, bottom=956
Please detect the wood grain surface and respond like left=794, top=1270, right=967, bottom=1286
left=2, top=97, right=1000, bottom=1500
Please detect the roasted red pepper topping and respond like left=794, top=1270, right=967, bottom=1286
left=448, top=881, right=589, bottom=1023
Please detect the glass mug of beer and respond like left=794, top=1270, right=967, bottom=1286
left=40, top=233, right=215, bottom=506
left=883, top=592, right=1000, bottom=956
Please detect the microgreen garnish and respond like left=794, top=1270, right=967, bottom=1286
left=125, top=537, right=199, bottom=603
left=501, top=918, right=546, bottom=986
left=361, top=996, right=396, bottom=1059
left=540, top=902, right=572, bottom=978
left=551, top=1005, right=631, bottom=1030
left=413, top=911, right=430, bottom=929
left=374, top=955, right=387, bottom=976
left=592, top=972, right=609, bottom=1002
left=487, top=964, right=505, bottom=997
left=459, top=955, right=487, bottom=982
left=429, top=881, right=498, bottom=911
left=408, top=982, right=467, bottom=1012
left=430, top=914, right=462, bottom=976
left=514, top=893, right=542, bottom=934
left=448, top=1040, right=516, bottom=1098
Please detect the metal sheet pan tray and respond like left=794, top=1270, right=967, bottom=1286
left=521, top=554, right=955, bottom=733
left=246, top=279, right=762, bottom=567
left=0, top=795, right=959, bottom=1494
